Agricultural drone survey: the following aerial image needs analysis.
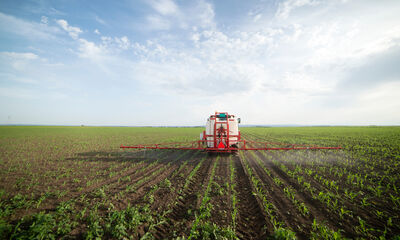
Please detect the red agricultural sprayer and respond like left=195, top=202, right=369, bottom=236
left=120, top=112, right=342, bottom=153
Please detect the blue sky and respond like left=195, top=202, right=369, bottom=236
left=1, top=0, right=400, bottom=126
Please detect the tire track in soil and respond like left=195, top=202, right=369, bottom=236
left=209, top=155, right=231, bottom=228
left=234, top=154, right=270, bottom=239
left=153, top=155, right=215, bottom=239
left=245, top=151, right=309, bottom=239
left=256, top=150, right=356, bottom=237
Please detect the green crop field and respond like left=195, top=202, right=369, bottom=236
left=1, top=126, right=400, bottom=239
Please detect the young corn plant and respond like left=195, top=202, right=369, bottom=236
left=310, top=219, right=344, bottom=240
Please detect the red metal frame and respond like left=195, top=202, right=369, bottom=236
left=211, top=111, right=231, bottom=149
left=120, top=112, right=342, bottom=152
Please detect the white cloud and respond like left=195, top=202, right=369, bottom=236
left=78, top=39, right=103, bottom=59
left=3, top=1, right=399, bottom=125
left=0, top=52, right=41, bottom=72
left=0, top=52, right=39, bottom=60
left=0, top=12, right=60, bottom=39
left=119, top=0, right=400, bottom=125
left=146, top=15, right=171, bottom=30
left=27, top=1, right=398, bottom=110
left=99, top=36, right=132, bottom=52
left=115, top=36, right=130, bottom=50
left=295, top=17, right=400, bottom=74
left=73, top=34, right=132, bottom=63
left=56, top=19, right=82, bottom=39
left=143, top=0, right=215, bottom=31
left=0, top=51, right=72, bottom=102
left=147, top=0, right=179, bottom=16
left=128, top=29, right=279, bottom=96
left=0, top=14, right=124, bottom=63
left=195, top=0, right=215, bottom=29
left=276, top=0, right=320, bottom=19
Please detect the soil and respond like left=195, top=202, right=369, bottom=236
left=3, top=131, right=400, bottom=239
left=234, top=154, right=270, bottom=239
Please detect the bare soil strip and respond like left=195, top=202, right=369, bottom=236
left=234, top=155, right=270, bottom=239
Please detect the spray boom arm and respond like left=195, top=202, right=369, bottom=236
left=120, top=112, right=341, bottom=152
left=120, top=139, right=341, bottom=152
